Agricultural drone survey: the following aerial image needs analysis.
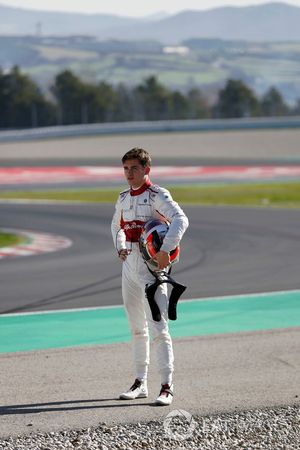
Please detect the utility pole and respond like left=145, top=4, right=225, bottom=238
left=36, top=21, right=42, bottom=38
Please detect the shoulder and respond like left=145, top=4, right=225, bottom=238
left=148, top=184, right=172, bottom=201
left=118, top=188, right=130, bottom=203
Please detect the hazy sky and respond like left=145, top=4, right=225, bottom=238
left=2, top=0, right=300, bottom=16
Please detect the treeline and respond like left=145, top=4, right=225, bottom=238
left=1, top=66, right=300, bottom=130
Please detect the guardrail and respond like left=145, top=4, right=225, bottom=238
left=0, top=117, right=300, bottom=143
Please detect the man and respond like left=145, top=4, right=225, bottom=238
left=111, top=148, right=189, bottom=406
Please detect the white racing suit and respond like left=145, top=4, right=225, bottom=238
left=111, top=179, right=189, bottom=384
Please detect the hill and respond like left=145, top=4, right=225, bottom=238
left=104, top=3, right=300, bottom=43
left=1, top=35, right=300, bottom=105
left=0, top=3, right=137, bottom=36
left=0, top=2, right=300, bottom=42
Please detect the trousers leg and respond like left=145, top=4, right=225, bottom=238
left=144, top=282, right=174, bottom=385
left=122, top=260, right=150, bottom=381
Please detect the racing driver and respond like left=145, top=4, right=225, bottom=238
left=111, top=147, right=189, bottom=406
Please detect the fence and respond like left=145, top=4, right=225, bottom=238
left=0, top=117, right=300, bottom=143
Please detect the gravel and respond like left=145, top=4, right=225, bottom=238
left=0, top=405, right=299, bottom=450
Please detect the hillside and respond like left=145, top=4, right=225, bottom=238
left=0, top=3, right=137, bottom=36
left=1, top=35, right=300, bottom=105
left=0, top=2, right=300, bottom=42
left=104, top=3, right=300, bottom=43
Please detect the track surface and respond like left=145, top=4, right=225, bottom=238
left=1, top=129, right=300, bottom=162
left=1, top=329, right=299, bottom=438
left=1, top=203, right=300, bottom=314
left=1, top=129, right=300, bottom=438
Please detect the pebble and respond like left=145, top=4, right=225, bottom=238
left=0, top=405, right=299, bottom=450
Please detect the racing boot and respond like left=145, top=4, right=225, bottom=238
left=119, top=378, right=148, bottom=400
left=155, top=383, right=174, bottom=406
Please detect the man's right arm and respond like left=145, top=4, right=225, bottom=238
left=111, top=196, right=127, bottom=257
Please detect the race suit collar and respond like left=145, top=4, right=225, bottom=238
left=130, top=179, right=152, bottom=196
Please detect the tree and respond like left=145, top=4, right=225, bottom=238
left=186, top=88, right=211, bottom=119
left=114, top=83, right=135, bottom=122
left=260, top=87, right=289, bottom=117
left=134, top=76, right=170, bottom=121
left=0, top=66, right=56, bottom=129
left=168, top=91, right=189, bottom=119
left=52, top=70, right=86, bottom=125
left=52, top=70, right=118, bottom=124
left=291, top=98, right=300, bottom=116
left=214, top=79, right=260, bottom=118
left=95, top=82, right=118, bottom=122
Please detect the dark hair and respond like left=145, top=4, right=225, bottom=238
left=122, top=148, right=151, bottom=168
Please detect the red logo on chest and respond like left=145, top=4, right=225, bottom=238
left=122, top=220, right=145, bottom=242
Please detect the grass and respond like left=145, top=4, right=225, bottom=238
left=18, top=39, right=300, bottom=102
left=34, top=45, right=98, bottom=61
left=0, top=232, right=27, bottom=248
left=170, top=182, right=300, bottom=207
left=0, top=182, right=300, bottom=207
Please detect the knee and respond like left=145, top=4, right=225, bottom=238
left=132, top=327, right=149, bottom=339
left=152, top=329, right=171, bottom=343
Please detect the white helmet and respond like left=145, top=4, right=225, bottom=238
left=139, top=219, right=180, bottom=270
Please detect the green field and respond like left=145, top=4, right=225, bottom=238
left=1, top=182, right=300, bottom=208
left=34, top=45, right=98, bottom=61
left=3, top=36, right=300, bottom=103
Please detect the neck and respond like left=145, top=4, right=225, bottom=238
left=130, top=179, right=151, bottom=196
left=130, top=177, right=150, bottom=190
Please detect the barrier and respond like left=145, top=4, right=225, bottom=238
left=0, top=117, right=300, bottom=143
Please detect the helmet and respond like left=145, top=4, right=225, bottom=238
left=139, top=219, right=180, bottom=270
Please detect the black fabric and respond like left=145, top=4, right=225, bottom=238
left=145, top=280, right=162, bottom=322
left=168, top=280, right=187, bottom=320
left=160, top=387, right=174, bottom=396
left=130, top=379, right=142, bottom=390
left=145, top=268, right=186, bottom=322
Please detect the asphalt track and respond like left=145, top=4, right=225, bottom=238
left=0, top=203, right=299, bottom=438
left=1, top=204, right=300, bottom=314
left=1, top=129, right=300, bottom=438
left=0, top=327, right=299, bottom=438
left=1, top=129, right=300, bottom=162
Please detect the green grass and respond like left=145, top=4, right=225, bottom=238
left=34, top=45, right=98, bottom=61
left=170, top=182, right=300, bottom=207
left=0, top=232, right=26, bottom=248
left=1, top=182, right=300, bottom=207
left=19, top=40, right=300, bottom=101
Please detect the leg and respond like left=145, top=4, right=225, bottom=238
left=144, top=282, right=174, bottom=385
left=122, top=260, right=150, bottom=381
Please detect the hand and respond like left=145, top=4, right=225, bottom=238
left=118, top=249, right=129, bottom=261
left=155, top=250, right=170, bottom=270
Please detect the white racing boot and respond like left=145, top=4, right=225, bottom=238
left=155, top=383, right=174, bottom=406
left=119, top=378, right=148, bottom=400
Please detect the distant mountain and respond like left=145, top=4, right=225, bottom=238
left=108, top=3, right=300, bottom=43
left=0, top=3, right=137, bottom=36
left=0, top=2, right=300, bottom=42
left=142, top=11, right=170, bottom=21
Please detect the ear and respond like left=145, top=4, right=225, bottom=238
left=145, top=167, right=150, bottom=175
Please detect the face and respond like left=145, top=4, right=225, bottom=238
left=123, top=158, right=150, bottom=189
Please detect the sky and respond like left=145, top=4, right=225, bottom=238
left=1, top=0, right=300, bottom=17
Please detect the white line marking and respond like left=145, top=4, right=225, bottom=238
left=0, top=303, right=123, bottom=317
left=1, top=289, right=300, bottom=318
left=180, top=289, right=300, bottom=303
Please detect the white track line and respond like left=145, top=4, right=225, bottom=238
left=1, top=289, right=300, bottom=317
